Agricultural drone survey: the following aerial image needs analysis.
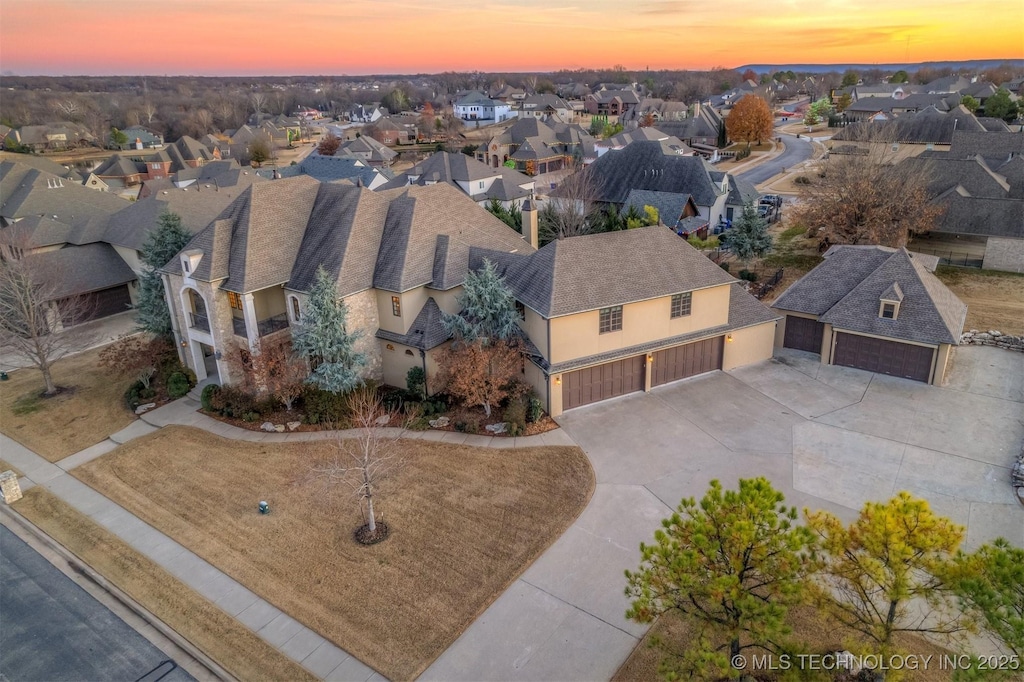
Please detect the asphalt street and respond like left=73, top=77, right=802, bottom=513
left=737, top=132, right=814, bottom=185
left=0, top=525, right=195, bottom=682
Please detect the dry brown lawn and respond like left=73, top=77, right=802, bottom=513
left=13, top=487, right=318, bottom=682
left=0, top=459, right=24, bottom=477
left=613, top=606, right=955, bottom=682
left=0, top=347, right=136, bottom=461
left=74, top=426, right=595, bottom=681
left=935, top=267, right=1024, bottom=336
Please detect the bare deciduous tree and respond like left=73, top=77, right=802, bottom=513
left=250, top=91, right=268, bottom=119
left=0, top=256, right=96, bottom=396
left=141, top=100, right=158, bottom=124
left=305, top=387, right=406, bottom=543
left=541, top=166, right=599, bottom=242
left=796, top=125, right=945, bottom=248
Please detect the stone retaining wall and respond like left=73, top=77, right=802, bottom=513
left=1013, top=445, right=1024, bottom=507
left=960, top=330, right=1024, bottom=352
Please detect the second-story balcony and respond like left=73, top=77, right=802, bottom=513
left=189, top=313, right=210, bottom=333
left=233, top=313, right=290, bottom=339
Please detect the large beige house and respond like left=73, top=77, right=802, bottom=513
left=161, top=176, right=778, bottom=417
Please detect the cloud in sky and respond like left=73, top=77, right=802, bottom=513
left=0, top=0, right=1020, bottom=75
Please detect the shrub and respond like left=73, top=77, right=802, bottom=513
left=794, top=175, right=811, bottom=185
left=504, top=400, right=527, bottom=437
left=209, top=386, right=257, bottom=419
left=738, top=269, right=759, bottom=282
left=254, top=395, right=281, bottom=415
left=166, top=372, right=191, bottom=399
left=200, top=384, right=221, bottom=411
left=300, top=385, right=348, bottom=425
left=408, top=416, right=431, bottom=431
left=124, top=380, right=158, bottom=409
left=527, top=394, right=544, bottom=424
left=406, top=366, right=426, bottom=399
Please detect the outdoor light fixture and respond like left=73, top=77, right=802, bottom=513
left=726, top=334, right=734, bottom=343
left=181, top=340, right=188, bottom=347
left=259, top=501, right=270, bottom=514
left=554, top=376, right=562, bottom=386
left=646, top=353, right=653, bottom=362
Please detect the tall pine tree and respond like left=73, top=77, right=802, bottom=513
left=292, top=266, right=365, bottom=394
left=137, top=211, right=191, bottom=337
left=442, top=258, right=521, bottom=344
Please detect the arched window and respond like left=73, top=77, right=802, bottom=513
left=290, top=296, right=301, bottom=322
left=405, top=349, right=414, bottom=356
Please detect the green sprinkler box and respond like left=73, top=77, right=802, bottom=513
left=0, top=372, right=8, bottom=381
left=258, top=501, right=270, bottom=514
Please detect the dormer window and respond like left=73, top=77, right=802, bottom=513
left=878, top=282, right=903, bottom=320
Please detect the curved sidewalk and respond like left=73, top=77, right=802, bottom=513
left=1, top=398, right=576, bottom=682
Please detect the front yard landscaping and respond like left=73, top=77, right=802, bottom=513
left=613, top=606, right=954, bottom=682
left=12, top=487, right=317, bottom=682
left=73, top=425, right=595, bottom=681
left=0, top=347, right=136, bottom=461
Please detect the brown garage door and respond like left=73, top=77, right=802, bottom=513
left=833, top=333, right=934, bottom=382
left=60, top=284, right=132, bottom=326
left=783, top=315, right=825, bottom=353
left=651, top=336, right=724, bottom=387
left=562, top=355, right=645, bottom=410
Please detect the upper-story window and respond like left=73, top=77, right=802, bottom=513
left=515, top=301, right=526, bottom=320
left=290, top=296, right=301, bottom=322
left=599, top=306, right=622, bottom=334
left=391, top=296, right=401, bottom=317
left=881, top=302, right=897, bottom=319
left=671, top=292, right=692, bottom=318
left=227, top=292, right=243, bottom=310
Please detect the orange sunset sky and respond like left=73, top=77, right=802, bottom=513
left=1, top=0, right=1021, bottom=75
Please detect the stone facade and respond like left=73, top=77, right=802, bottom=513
left=982, top=237, right=1024, bottom=274
left=960, top=330, right=1024, bottom=352
left=0, top=470, right=23, bottom=504
left=346, top=288, right=383, bottom=382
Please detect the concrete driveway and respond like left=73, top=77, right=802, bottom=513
left=423, top=345, right=1023, bottom=681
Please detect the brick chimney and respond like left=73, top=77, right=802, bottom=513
left=522, top=198, right=539, bottom=250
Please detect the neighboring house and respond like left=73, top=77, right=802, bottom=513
left=476, top=117, right=595, bottom=173
left=621, top=189, right=706, bottom=236
left=898, top=138, right=1024, bottom=272
left=89, top=136, right=222, bottom=196
left=348, top=104, right=387, bottom=123
left=829, top=106, right=991, bottom=159
left=518, top=94, right=573, bottom=121
left=159, top=178, right=532, bottom=386
left=623, top=98, right=690, bottom=123
left=489, top=84, right=526, bottom=102
left=377, top=151, right=534, bottom=208
left=840, top=93, right=959, bottom=122
left=772, top=246, right=966, bottom=385
left=595, top=127, right=693, bottom=158
left=584, top=89, right=640, bottom=117
left=648, top=103, right=724, bottom=150
left=365, top=117, right=412, bottom=146
left=254, top=153, right=391, bottom=190
left=454, top=92, right=513, bottom=122
left=4, top=123, right=94, bottom=153
left=476, top=217, right=778, bottom=416
left=338, top=136, right=398, bottom=167
left=112, top=126, right=164, bottom=150
left=579, top=141, right=755, bottom=225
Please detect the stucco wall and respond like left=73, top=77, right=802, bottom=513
left=722, top=322, right=777, bottom=371
left=982, top=237, right=1024, bottom=274
left=252, top=286, right=287, bottom=320
left=548, top=284, right=731, bottom=364
left=381, top=340, right=422, bottom=389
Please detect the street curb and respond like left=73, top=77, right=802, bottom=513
left=0, top=503, right=237, bottom=682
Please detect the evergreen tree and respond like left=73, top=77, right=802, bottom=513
left=442, top=258, right=520, bottom=344
left=137, top=211, right=191, bottom=337
left=292, top=266, right=365, bottom=394
left=954, top=538, right=1024, bottom=657
left=626, top=478, right=813, bottom=679
left=485, top=198, right=522, bottom=233
left=728, top=201, right=772, bottom=268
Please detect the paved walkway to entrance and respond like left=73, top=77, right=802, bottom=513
left=1, top=400, right=572, bottom=682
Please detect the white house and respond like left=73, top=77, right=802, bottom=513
left=454, top=92, right=513, bottom=122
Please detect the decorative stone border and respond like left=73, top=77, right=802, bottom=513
left=1012, top=445, right=1024, bottom=508
left=960, top=330, right=1024, bottom=352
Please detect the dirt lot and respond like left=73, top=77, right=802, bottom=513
left=74, top=426, right=594, bottom=681
left=14, top=487, right=317, bottom=682
left=935, top=267, right=1024, bottom=336
left=0, top=347, right=136, bottom=461
left=613, top=606, right=954, bottom=682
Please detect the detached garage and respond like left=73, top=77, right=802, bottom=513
left=772, top=246, right=967, bottom=386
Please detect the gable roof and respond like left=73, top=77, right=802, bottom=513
left=1, top=161, right=128, bottom=224
left=581, top=141, right=725, bottom=207
left=774, top=246, right=966, bottom=345
left=0, top=215, right=72, bottom=248
left=375, top=297, right=450, bottom=350
left=833, top=106, right=987, bottom=145
left=27, top=243, right=137, bottom=299
left=622, top=189, right=693, bottom=227
left=478, top=225, right=735, bottom=317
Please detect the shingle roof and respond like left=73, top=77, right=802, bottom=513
left=949, top=131, right=1024, bottom=165
left=932, top=193, right=1024, bottom=238
left=378, top=152, right=533, bottom=202
left=1, top=162, right=128, bottom=224
left=622, top=189, right=693, bottom=227
left=339, top=136, right=398, bottom=162
left=0, top=215, right=71, bottom=248
left=898, top=155, right=1011, bottom=199
left=375, top=297, right=450, bottom=350
left=27, top=243, right=136, bottom=300
left=479, top=225, right=736, bottom=318
left=833, top=106, right=986, bottom=145
left=580, top=141, right=725, bottom=207
left=774, top=246, right=965, bottom=345
left=93, top=155, right=144, bottom=178
left=0, top=154, right=81, bottom=182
